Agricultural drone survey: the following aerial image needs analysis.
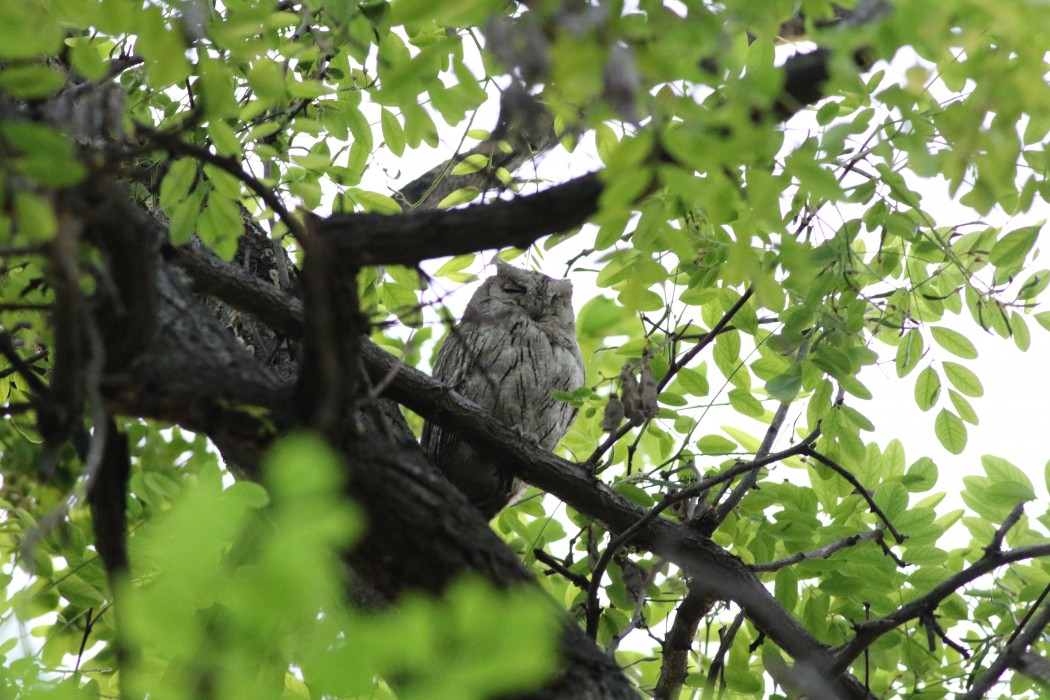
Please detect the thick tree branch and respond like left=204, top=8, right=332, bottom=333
left=170, top=226, right=879, bottom=696
left=316, top=171, right=603, bottom=266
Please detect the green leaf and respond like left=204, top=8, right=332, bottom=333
left=913, top=366, right=940, bottom=411
left=934, top=409, right=967, bottom=454
left=989, top=224, right=1041, bottom=271
left=56, top=575, right=106, bottom=608
left=713, top=331, right=741, bottom=380
left=903, top=457, right=938, bottom=492
left=0, top=65, right=67, bottom=98
left=873, top=481, right=909, bottom=520
left=765, top=372, right=802, bottom=402
left=1011, top=312, right=1031, bottom=351
left=942, top=361, right=983, bottom=398
left=677, top=368, right=709, bottom=397
left=354, top=190, right=403, bottom=215
left=948, top=389, right=979, bottom=425
left=696, top=435, right=738, bottom=455
left=451, top=153, right=490, bottom=175
left=728, top=389, right=764, bottom=418
left=13, top=191, right=57, bottom=242
left=0, top=4, right=63, bottom=58
left=982, top=455, right=1035, bottom=498
left=167, top=189, right=205, bottom=246
left=381, top=108, right=406, bottom=157
left=437, top=187, right=480, bottom=209
left=1016, top=269, right=1050, bottom=301
left=197, top=193, right=243, bottom=260
left=895, top=329, right=924, bottom=377
left=930, top=327, right=977, bottom=359
left=247, top=60, right=286, bottom=105
left=0, top=122, right=86, bottom=186
left=159, top=158, right=199, bottom=209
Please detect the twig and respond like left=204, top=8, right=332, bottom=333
left=0, top=302, right=52, bottom=311
left=920, top=610, right=969, bottom=657
left=751, top=529, right=883, bottom=573
left=0, top=349, right=48, bottom=380
left=715, top=397, right=794, bottom=521
left=800, top=446, right=906, bottom=544
left=0, top=332, right=52, bottom=396
left=138, top=124, right=305, bottom=240
left=532, top=548, right=590, bottom=590
left=658, top=286, right=755, bottom=395
left=987, top=502, right=1026, bottom=553
left=585, top=286, right=755, bottom=469
left=959, top=590, right=1050, bottom=700
left=584, top=436, right=817, bottom=638
left=703, top=611, right=744, bottom=700
left=833, top=541, right=1050, bottom=674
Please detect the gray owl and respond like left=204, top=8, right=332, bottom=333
left=422, top=260, right=586, bottom=519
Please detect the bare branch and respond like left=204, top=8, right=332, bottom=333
left=751, top=530, right=884, bottom=573
left=703, top=611, right=745, bottom=699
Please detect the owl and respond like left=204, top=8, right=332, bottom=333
left=422, top=260, right=586, bottom=519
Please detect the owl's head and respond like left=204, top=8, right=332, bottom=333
left=466, top=259, right=576, bottom=327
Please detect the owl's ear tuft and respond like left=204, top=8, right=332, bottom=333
left=491, top=255, right=513, bottom=274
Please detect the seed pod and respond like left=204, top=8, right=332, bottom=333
left=638, top=364, right=659, bottom=418
left=620, top=365, right=646, bottom=424
left=601, top=394, right=625, bottom=432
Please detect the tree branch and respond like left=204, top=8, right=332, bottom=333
left=751, top=529, right=884, bottom=573
left=801, top=446, right=906, bottom=544
left=653, top=582, right=714, bottom=700
left=959, top=590, right=1050, bottom=700
left=315, top=171, right=603, bottom=266
left=833, top=541, right=1050, bottom=674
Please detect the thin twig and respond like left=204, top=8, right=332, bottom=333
left=138, top=124, right=305, bottom=240
left=532, top=548, right=590, bottom=590
left=751, top=529, right=883, bottom=573
left=703, top=611, right=744, bottom=700
left=800, top=446, right=906, bottom=544
left=959, top=590, right=1050, bottom=700
left=584, top=435, right=818, bottom=638
left=987, top=502, right=1026, bottom=553
left=585, top=286, right=755, bottom=469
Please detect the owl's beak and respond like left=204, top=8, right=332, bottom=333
left=524, top=297, right=544, bottom=320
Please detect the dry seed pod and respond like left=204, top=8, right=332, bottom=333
left=601, top=394, right=625, bottom=432
left=620, top=365, right=646, bottom=424
left=638, top=364, right=659, bottom=418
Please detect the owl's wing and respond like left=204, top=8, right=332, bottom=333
left=421, top=324, right=488, bottom=468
